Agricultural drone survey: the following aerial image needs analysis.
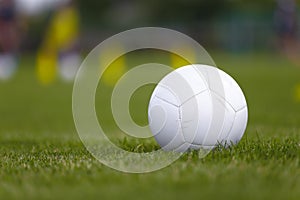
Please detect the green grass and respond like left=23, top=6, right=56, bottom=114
left=0, top=52, right=300, bottom=200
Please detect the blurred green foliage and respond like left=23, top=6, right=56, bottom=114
left=76, top=0, right=291, bottom=26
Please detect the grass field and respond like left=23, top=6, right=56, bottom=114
left=0, top=52, right=300, bottom=200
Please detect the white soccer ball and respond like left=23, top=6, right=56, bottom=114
left=148, top=64, right=248, bottom=152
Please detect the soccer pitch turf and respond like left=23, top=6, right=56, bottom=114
left=0, top=53, right=299, bottom=200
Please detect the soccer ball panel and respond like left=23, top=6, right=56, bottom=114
left=148, top=96, right=184, bottom=150
left=226, top=106, right=248, bottom=144
left=196, top=91, right=235, bottom=147
left=181, top=90, right=213, bottom=145
left=151, top=85, right=181, bottom=106
left=159, top=66, right=208, bottom=105
left=156, top=128, right=185, bottom=151
left=194, top=64, right=247, bottom=111
left=210, top=92, right=236, bottom=146
left=173, top=66, right=208, bottom=95
left=218, top=69, right=247, bottom=111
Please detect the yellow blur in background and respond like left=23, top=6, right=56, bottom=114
left=170, top=47, right=196, bottom=69
left=100, top=43, right=127, bottom=86
left=294, top=83, right=300, bottom=103
left=36, top=4, right=79, bottom=85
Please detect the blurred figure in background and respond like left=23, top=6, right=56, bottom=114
left=37, top=0, right=80, bottom=84
left=0, top=0, right=19, bottom=80
left=274, top=0, right=299, bottom=66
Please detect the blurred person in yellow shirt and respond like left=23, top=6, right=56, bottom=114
left=37, top=0, right=80, bottom=84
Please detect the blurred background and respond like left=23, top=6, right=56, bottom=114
left=0, top=0, right=300, bottom=135
left=1, top=1, right=300, bottom=199
left=0, top=0, right=299, bottom=80
left=11, top=0, right=300, bottom=51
